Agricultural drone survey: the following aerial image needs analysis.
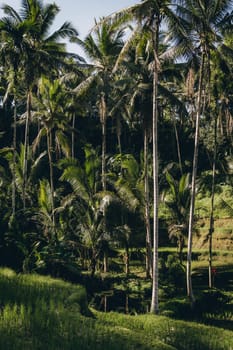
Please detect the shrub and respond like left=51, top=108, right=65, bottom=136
left=194, top=289, right=231, bottom=316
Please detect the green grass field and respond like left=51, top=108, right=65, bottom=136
left=0, top=246, right=232, bottom=350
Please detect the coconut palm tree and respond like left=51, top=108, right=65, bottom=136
left=108, top=152, right=150, bottom=275
left=124, top=49, right=154, bottom=279
left=176, top=0, right=233, bottom=303
left=0, top=0, right=80, bottom=208
left=32, top=76, right=72, bottom=236
left=0, top=10, right=24, bottom=216
left=2, top=143, right=46, bottom=209
left=96, top=0, right=191, bottom=314
left=76, top=18, right=125, bottom=192
left=60, top=145, right=118, bottom=276
left=163, top=172, right=191, bottom=263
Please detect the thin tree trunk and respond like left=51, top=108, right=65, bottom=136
left=22, top=90, right=31, bottom=209
left=208, top=114, right=217, bottom=288
left=172, top=114, right=183, bottom=175
left=100, top=94, right=107, bottom=192
left=186, top=51, right=205, bottom=303
left=116, top=116, right=122, bottom=155
left=100, top=94, right=108, bottom=270
left=91, top=249, right=97, bottom=277
left=178, top=237, right=184, bottom=264
left=144, top=127, right=152, bottom=278
left=150, top=21, right=159, bottom=314
left=103, top=251, right=108, bottom=273
left=125, top=247, right=130, bottom=276
left=47, top=129, right=56, bottom=241
left=12, top=100, right=17, bottom=216
left=72, top=112, right=75, bottom=159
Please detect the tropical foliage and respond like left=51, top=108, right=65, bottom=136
left=0, top=0, right=233, bottom=316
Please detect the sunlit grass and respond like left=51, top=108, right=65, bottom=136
left=0, top=255, right=232, bottom=350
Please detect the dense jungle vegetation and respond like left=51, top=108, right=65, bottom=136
left=0, top=0, right=233, bottom=348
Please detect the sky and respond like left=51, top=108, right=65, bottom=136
left=0, top=0, right=138, bottom=57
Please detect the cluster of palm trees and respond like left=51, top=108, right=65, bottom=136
left=0, top=0, right=233, bottom=313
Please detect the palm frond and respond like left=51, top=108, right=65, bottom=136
left=112, top=26, right=140, bottom=73
left=46, top=21, right=78, bottom=42
left=61, top=166, right=90, bottom=203
left=219, top=198, right=233, bottom=217
left=1, top=4, right=22, bottom=22
left=72, top=74, right=97, bottom=96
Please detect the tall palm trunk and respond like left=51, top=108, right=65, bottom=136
left=71, top=112, right=76, bottom=159
left=116, top=116, right=122, bottom=155
left=150, top=20, right=159, bottom=314
left=22, top=90, right=32, bottom=209
left=208, top=113, right=217, bottom=288
left=172, top=113, right=183, bottom=175
left=100, top=93, right=107, bottom=191
left=12, top=100, right=17, bottom=216
left=47, top=129, right=56, bottom=241
left=144, top=127, right=152, bottom=278
left=100, top=93, right=108, bottom=271
left=186, top=51, right=205, bottom=303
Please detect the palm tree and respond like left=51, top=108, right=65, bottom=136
left=0, top=0, right=80, bottom=208
left=163, top=172, right=191, bottom=263
left=36, top=178, right=56, bottom=242
left=176, top=0, right=233, bottom=303
left=2, top=143, right=46, bottom=210
left=76, top=18, right=125, bottom=192
left=124, top=47, right=154, bottom=278
left=97, top=0, right=193, bottom=313
left=32, top=76, right=72, bottom=237
left=109, top=153, right=150, bottom=275
left=60, top=145, right=118, bottom=276
left=0, top=9, right=24, bottom=216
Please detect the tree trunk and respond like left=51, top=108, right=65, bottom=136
left=100, top=93, right=107, bottom=192
left=144, top=128, right=152, bottom=278
left=12, top=100, right=17, bottom=216
left=186, top=51, right=205, bottom=303
left=47, top=129, right=56, bottom=241
left=22, top=90, right=31, bottom=209
left=208, top=113, right=217, bottom=288
left=150, top=21, right=159, bottom=314
left=103, top=251, right=108, bottom=273
left=124, top=247, right=130, bottom=276
left=71, top=112, right=75, bottom=159
left=172, top=113, right=183, bottom=175
left=91, top=249, right=97, bottom=277
left=178, top=236, right=184, bottom=264
left=116, top=116, right=122, bottom=155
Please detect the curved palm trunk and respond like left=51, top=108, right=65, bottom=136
left=144, top=127, right=152, bottom=278
left=150, top=21, right=159, bottom=314
left=186, top=51, right=205, bottom=303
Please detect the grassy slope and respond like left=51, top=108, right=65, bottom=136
left=0, top=268, right=232, bottom=350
